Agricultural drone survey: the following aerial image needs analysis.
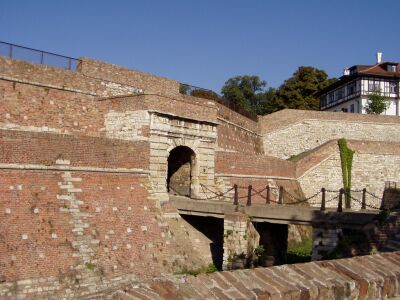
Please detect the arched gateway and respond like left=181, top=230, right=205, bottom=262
left=167, top=146, right=196, bottom=197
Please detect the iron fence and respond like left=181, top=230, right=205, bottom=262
left=180, top=83, right=259, bottom=121
left=0, top=41, right=80, bottom=71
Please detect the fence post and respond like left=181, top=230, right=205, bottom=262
left=345, top=188, right=351, bottom=209
left=233, top=184, right=238, bottom=205
left=40, top=51, right=44, bottom=64
left=362, top=188, right=367, bottom=210
left=9, top=44, right=13, bottom=58
left=266, top=185, right=270, bottom=204
left=338, top=188, right=344, bottom=212
left=247, top=185, right=252, bottom=206
left=278, top=186, right=284, bottom=204
left=320, top=188, right=326, bottom=211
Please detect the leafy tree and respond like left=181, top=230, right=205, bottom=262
left=365, top=90, right=390, bottom=114
left=221, top=75, right=267, bottom=114
left=276, top=66, right=336, bottom=111
left=220, top=67, right=335, bottom=116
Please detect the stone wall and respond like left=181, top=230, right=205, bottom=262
left=297, top=140, right=400, bottom=209
left=222, top=213, right=259, bottom=270
left=260, top=109, right=400, bottom=159
left=149, top=112, right=217, bottom=202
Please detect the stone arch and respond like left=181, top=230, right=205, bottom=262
left=167, top=141, right=200, bottom=197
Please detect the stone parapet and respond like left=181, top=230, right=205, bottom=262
left=110, top=251, right=400, bottom=300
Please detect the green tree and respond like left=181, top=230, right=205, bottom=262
left=276, top=66, right=336, bottom=111
left=221, top=75, right=267, bottom=114
left=365, top=90, right=390, bottom=114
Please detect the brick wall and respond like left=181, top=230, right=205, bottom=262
left=215, top=151, right=302, bottom=205
left=110, top=252, right=400, bottom=300
left=78, top=58, right=180, bottom=96
left=0, top=130, right=149, bottom=169
left=0, top=56, right=179, bottom=97
left=217, top=120, right=263, bottom=154
left=215, top=151, right=296, bottom=178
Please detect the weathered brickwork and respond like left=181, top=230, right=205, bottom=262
left=110, top=252, right=400, bottom=300
left=0, top=56, right=178, bottom=97
left=0, top=129, right=149, bottom=170
left=217, top=120, right=263, bottom=154
left=1, top=55, right=400, bottom=299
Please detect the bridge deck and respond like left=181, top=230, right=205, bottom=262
left=169, top=195, right=381, bottom=226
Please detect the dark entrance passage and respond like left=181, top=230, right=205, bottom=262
left=181, top=214, right=224, bottom=270
left=167, top=146, right=195, bottom=197
left=254, top=222, right=288, bottom=265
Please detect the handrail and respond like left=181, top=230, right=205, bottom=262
left=0, top=41, right=80, bottom=71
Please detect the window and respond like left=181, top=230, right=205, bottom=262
left=336, top=88, right=344, bottom=100
left=389, top=82, right=398, bottom=94
left=320, top=95, right=327, bottom=107
left=328, top=92, right=334, bottom=103
left=387, top=64, right=397, bottom=72
left=368, top=81, right=380, bottom=92
left=347, top=83, right=355, bottom=95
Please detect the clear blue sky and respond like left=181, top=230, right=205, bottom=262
left=1, top=0, right=399, bottom=92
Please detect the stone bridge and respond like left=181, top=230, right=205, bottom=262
left=169, top=195, right=397, bottom=269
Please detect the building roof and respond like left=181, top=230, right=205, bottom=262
left=318, top=61, right=400, bottom=96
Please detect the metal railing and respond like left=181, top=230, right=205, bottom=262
left=0, top=41, right=80, bottom=71
left=180, top=83, right=259, bottom=121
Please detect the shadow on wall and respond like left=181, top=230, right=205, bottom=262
left=180, top=215, right=224, bottom=270
left=167, top=146, right=195, bottom=197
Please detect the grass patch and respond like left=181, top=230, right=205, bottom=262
left=287, top=238, right=312, bottom=264
left=175, top=263, right=218, bottom=276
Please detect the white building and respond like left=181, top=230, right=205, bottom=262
left=319, top=52, right=400, bottom=115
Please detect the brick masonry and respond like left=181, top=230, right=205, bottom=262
left=1, top=55, right=400, bottom=298
left=110, top=251, right=400, bottom=300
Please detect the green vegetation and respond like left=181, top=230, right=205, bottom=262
left=179, top=83, right=190, bottom=94
left=220, top=67, right=336, bottom=115
left=365, top=90, right=390, bottom=114
left=176, top=263, right=218, bottom=276
left=221, top=75, right=268, bottom=114
left=190, top=89, right=220, bottom=101
left=338, top=138, right=354, bottom=208
left=84, top=262, right=95, bottom=271
left=286, top=238, right=312, bottom=264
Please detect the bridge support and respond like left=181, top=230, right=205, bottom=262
left=222, top=212, right=259, bottom=270
left=311, top=222, right=342, bottom=260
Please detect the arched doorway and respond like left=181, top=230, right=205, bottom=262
left=167, top=146, right=196, bottom=197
